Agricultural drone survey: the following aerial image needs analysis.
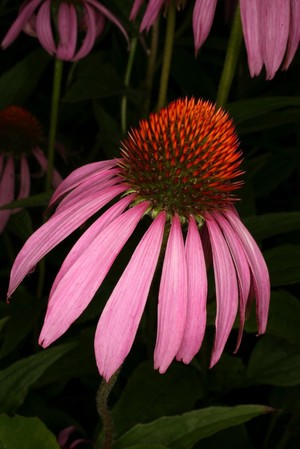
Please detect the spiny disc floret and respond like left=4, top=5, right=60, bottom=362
left=119, top=98, right=243, bottom=220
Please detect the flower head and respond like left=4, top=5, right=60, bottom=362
left=1, top=0, right=129, bottom=61
left=8, top=98, right=270, bottom=380
left=0, top=105, right=62, bottom=232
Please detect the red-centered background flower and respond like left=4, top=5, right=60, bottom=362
left=0, top=105, right=62, bottom=233
left=1, top=0, right=128, bottom=61
left=130, top=0, right=300, bottom=79
left=8, top=98, right=270, bottom=381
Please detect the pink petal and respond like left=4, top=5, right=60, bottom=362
left=283, top=0, right=300, bottom=69
left=213, top=211, right=251, bottom=351
left=32, top=147, right=62, bottom=189
left=1, top=0, right=43, bottom=49
left=50, top=194, right=135, bottom=297
left=49, top=160, right=118, bottom=206
left=85, top=0, right=129, bottom=46
left=0, top=157, right=15, bottom=233
left=240, top=0, right=263, bottom=77
left=154, top=214, right=188, bottom=373
left=73, top=3, right=97, bottom=61
left=176, top=216, right=207, bottom=364
left=56, top=2, right=78, bottom=61
left=193, top=0, right=218, bottom=54
left=38, top=202, right=149, bottom=347
left=224, top=208, right=270, bottom=334
left=140, top=0, right=165, bottom=32
left=12, top=156, right=31, bottom=215
left=205, top=213, right=239, bottom=367
left=262, top=0, right=290, bottom=79
left=130, top=0, right=144, bottom=20
left=36, top=0, right=56, bottom=55
left=7, top=184, right=126, bottom=297
left=95, top=212, right=166, bottom=380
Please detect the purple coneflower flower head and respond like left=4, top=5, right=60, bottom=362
left=1, top=0, right=129, bottom=61
left=0, top=105, right=62, bottom=233
left=58, top=425, right=92, bottom=449
left=8, top=98, right=270, bottom=381
left=130, top=0, right=187, bottom=32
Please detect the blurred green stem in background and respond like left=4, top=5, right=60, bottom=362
left=121, top=37, right=138, bottom=134
left=156, top=0, right=176, bottom=110
left=144, top=17, right=160, bottom=114
left=216, top=3, right=243, bottom=108
left=46, top=58, right=63, bottom=190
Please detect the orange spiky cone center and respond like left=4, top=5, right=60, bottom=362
left=119, top=98, right=243, bottom=221
left=0, top=106, right=43, bottom=155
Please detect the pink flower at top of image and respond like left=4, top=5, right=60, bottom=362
left=1, top=0, right=128, bottom=61
left=8, top=97, right=270, bottom=381
left=130, top=0, right=300, bottom=79
left=0, top=105, right=62, bottom=233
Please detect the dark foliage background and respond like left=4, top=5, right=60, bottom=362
left=0, top=1, right=300, bottom=448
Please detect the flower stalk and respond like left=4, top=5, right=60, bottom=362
left=216, top=3, right=243, bottom=107
left=96, top=369, right=120, bottom=449
left=46, top=58, right=63, bottom=191
left=121, top=37, right=138, bottom=134
left=156, top=0, right=176, bottom=110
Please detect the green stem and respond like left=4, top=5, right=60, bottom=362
left=121, top=37, right=138, bottom=134
left=156, top=0, right=176, bottom=110
left=96, top=369, right=120, bottom=449
left=144, top=17, right=160, bottom=115
left=46, top=58, right=63, bottom=190
left=216, top=3, right=243, bottom=108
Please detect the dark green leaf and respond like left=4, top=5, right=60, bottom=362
left=243, top=212, right=300, bottom=240
left=264, top=245, right=300, bottom=286
left=0, top=343, right=75, bottom=413
left=112, top=361, right=203, bottom=436
left=227, top=97, right=300, bottom=123
left=64, top=55, right=125, bottom=102
left=0, top=414, right=59, bottom=449
left=113, top=405, right=271, bottom=449
left=247, top=336, right=300, bottom=386
left=0, top=50, right=50, bottom=109
left=0, top=192, right=52, bottom=210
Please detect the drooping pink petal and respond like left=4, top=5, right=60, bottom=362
left=0, top=157, right=15, bottom=233
left=240, top=0, right=263, bottom=77
left=85, top=0, right=129, bottom=46
left=140, top=0, right=165, bottom=32
left=1, top=0, right=43, bottom=49
left=50, top=194, right=135, bottom=296
left=73, top=3, right=97, bottom=61
left=23, top=12, right=37, bottom=36
left=54, top=174, right=120, bottom=215
left=224, top=208, right=270, bottom=334
left=205, top=213, right=239, bottom=367
left=56, top=2, right=78, bottom=61
left=193, top=0, right=218, bottom=54
left=95, top=211, right=166, bottom=380
left=12, top=156, right=30, bottom=215
left=154, top=214, right=188, bottom=373
left=283, top=0, right=300, bottom=70
left=17, top=156, right=30, bottom=200
left=262, top=0, right=290, bottom=79
left=35, top=0, right=56, bottom=55
left=213, top=211, right=251, bottom=351
left=32, top=147, right=62, bottom=188
left=130, top=0, right=144, bottom=20
left=176, top=216, right=207, bottom=364
left=7, top=184, right=127, bottom=297
left=38, top=201, right=149, bottom=347
left=49, top=160, right=118, bottom=206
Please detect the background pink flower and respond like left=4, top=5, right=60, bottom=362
left=0, top=105, right=62, bottom=233
left=1, top=0, right=129, bottom=61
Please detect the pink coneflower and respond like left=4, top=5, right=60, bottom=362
left=8, top=98, right=270, bottom=381
left=1, top=0, right=128, bottom=61
left=130, top=0, right=300, bottom=79
left=0, top=105, right=62, bottom=233
left=58, top=426, right=92, bottom=449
